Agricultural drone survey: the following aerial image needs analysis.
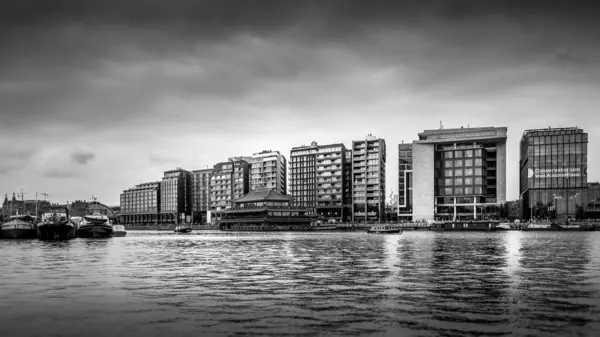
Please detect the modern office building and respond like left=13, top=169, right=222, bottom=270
left=119, top=181, right=160, bottom=225
left=210, top=158, right=251, bottom=214
left=160, top=168, right=192, bottom=224
left=519, top=127, right=588, bottom=221
left=289, top=142, right=318, bottom=209
left=289, top=142, right=349, bottom=221
left=250, top=150, right=287, bottom=195
left=397, top=142, right=413, bottom=220
left=352, top=134, right=386, bottom=223
left=412, top=126, right=507, bottom=221
left=191, top=168, right=213, bottom=223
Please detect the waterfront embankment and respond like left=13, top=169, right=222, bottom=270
left=124, top=224, right=219, bottom=231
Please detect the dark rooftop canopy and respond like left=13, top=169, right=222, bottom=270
left=234, top=189, right=294, bottom=204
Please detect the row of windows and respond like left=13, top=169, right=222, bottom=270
left=527, top=133, right=587, bottom=145
left=443, top=168, right=485, bottom=177
left=439, top=177, right=484, bottom=186
left=443, top=149, right=483, bottom=159
left=440, top=187, right=484, bottom=196
left=443, top=158, right=484, bottom=168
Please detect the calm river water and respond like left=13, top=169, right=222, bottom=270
left=2, top=230, right=600, bottom=336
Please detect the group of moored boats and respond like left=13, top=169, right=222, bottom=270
left=1, top=206, right=126, bottom=240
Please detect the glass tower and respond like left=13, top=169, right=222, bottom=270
left=520, top=127, right=589, bottom=221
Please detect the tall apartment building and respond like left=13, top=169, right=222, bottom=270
left=160, top=168, right=192, bottom=224
left=289, top=142, right=318, bottom=209
left=289, top=142, right=349, bottom=222
left=412, top=126, right=507, bottom=221
left=352, top=134, right=386, bottom=223
left=119, top=181, right=160, bottom=225
left=398, top=143, right=413, bottom=220
left=251, top=150, right=287, bottom=195
left=210, top=158, right=250, bottom=213
left=519, top=127, right=588, bottom=221
left=191, top=168, right=213, bottom=223
left=343, top=149, right=353, bottom=214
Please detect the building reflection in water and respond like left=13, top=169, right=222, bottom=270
left=513, top=233, right=596, bottom=335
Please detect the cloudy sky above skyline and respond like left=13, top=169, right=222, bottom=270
left=1, top=0, right=600, bottom=206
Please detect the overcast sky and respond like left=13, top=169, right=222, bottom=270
left=1, top=0, right=600, bottom=206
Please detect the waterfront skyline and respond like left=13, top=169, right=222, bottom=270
left=1, top=1, right=600, bottom=205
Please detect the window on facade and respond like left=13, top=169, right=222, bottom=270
left=455, top=178, right=463, bottom=185
left=445, top=178, right=452, bottom=186
left=455, top=151, right=463, bottom=158
left=474, top=149, right=482, bottom=157
left=445, top=160, right=453, bottom=168
left=455, top=169, right=463, bottom=176
left=465, top=150, right=473, bottom=158
left=465, top=159, right=473, bottom=167
left=455, top=160, right=463, bottom=168
left=464, top=177, right=473, bottom=185
left=465, top=168, right=473, bottom=176
left=465, top=187, right=473, bottom=195
left=444, top=187, right=453, bottom=195
left=475, top=168, right=483, bottom=176
left=455, top=187, right=463, bottom=195
left=445, top=170, right=453, bottom=177
left=475, top=158, right=482, bottom=166
left=444, top=152, right=453, bottom=159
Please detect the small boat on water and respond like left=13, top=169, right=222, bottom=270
left=367, top=224, right=402, bottom=234
left=1, top=214, right=38, bottom=239
left=37, top=206, right=77, bottom=240
left=112, top=224, right=127, bottom=237
left=522, top=223, right=554, bottom=231
left=174, top=224, right=192, bottom=233
left=495, top=223, right=512, bottom=230
left=78, top=211, right=113, bottom=238
left=557, top=222, right=595, bottom=231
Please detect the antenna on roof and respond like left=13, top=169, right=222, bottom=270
left=440, top=121, right=443, bottom=130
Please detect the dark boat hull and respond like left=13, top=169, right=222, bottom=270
left=78, top=225, right=113, bottom=238
left=174, top=227, right=192, bottom=233
left=1, top=227, right=37, bottom=239
left=37, top=222, right=77, bottom=240
left=112, top=231, right=127, bottom=237
left=367, top=229, right=402, bottom=234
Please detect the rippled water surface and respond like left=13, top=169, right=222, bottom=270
left=2, top=230, right=600, bottom=336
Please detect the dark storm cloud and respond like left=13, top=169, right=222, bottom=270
left=70, top=148, right=95, bottom=165
left=1, top=0, right=600, bottom=133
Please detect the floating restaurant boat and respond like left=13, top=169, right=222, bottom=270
left=174, top=224, right=192, bottom=233
left=217, top=189, right=315, bottom=231
left=432, top=220, right=500, bottom=231
left=77, top=201, right=115, bottom=238
left=37, top=206, right=77, bottom=240
left=367, top=224, right=402, bottom=234
left=112, top=224, right=127, bottom=237
left=1, top=214, right=38, bottom=239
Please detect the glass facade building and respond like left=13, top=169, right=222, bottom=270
left=519, top=127, right=589, bottom=221
left=397, top=143, right=413, bottom=220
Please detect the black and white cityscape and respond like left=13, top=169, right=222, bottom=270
left=2, top=1, right=600, bottom=336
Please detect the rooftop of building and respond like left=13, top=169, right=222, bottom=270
left=521, top=126, right=585, bottom=139
left=416, top=126, right=507, bottom=144
left=291, top=141, right=346, bottom=151
left=234, top=188, right=294, bottom=204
